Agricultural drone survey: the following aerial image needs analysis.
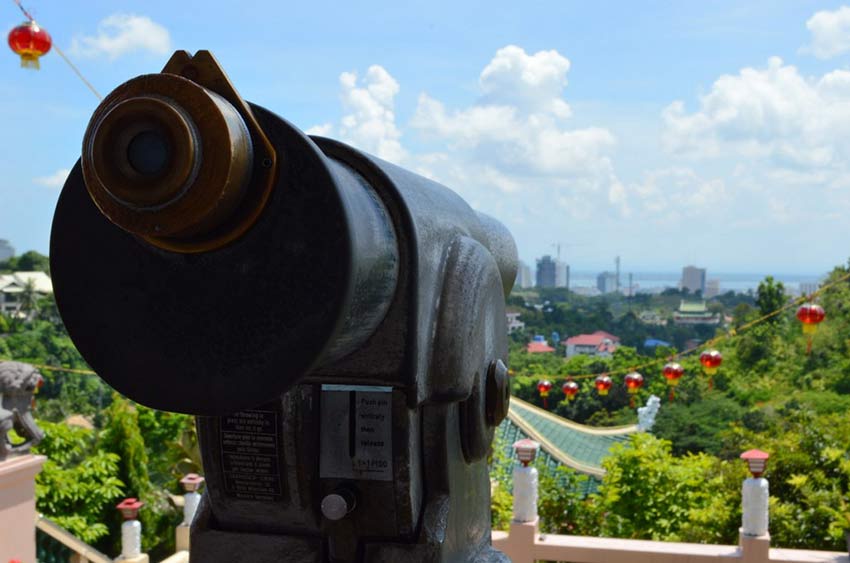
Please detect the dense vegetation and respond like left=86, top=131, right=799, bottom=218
left=2, top=250, right=849, bottom=553
left=497, top=265, right=850, bottom=551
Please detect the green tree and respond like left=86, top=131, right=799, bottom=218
left=597, top=433, right=743, bottom=543
left=99, top=394, right=178, bottom=558
left=33, top=421, right=124, bottom=543
left=756, top=276, right=786, bottom=323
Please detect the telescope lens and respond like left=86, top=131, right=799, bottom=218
left=126, top=129, right=170, bottom=176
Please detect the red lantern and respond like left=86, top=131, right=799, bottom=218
left=699, top=350, right=722, bottom=374
left=624, top=371, right=644, bottom=407
left=537, top=379, right=553, bottom=408
left=662, top=362, right=684, bottom=401
left=594, top=374, right=612, bottom=396
left=797, top=303, right=825, bottom=354
left=562, top=380, right=579, bottom=401
left=699, top=349, right=722, bottom=389
left=624, top=371, right=644, bottom=394
left=8, top=21, right=52, bottom=70
left=797, top=303, right=825, bottom=333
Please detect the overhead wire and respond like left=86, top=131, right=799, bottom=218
left=2, top=272, right=848, bottom=380
left=9, top=0, right=103, bottom=99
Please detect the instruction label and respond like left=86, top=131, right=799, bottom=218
left=220, top=408, right=283, bottom=501
left=319, top=385, right=393, bottom=481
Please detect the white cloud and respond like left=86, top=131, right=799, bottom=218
left=628, top=168, right=727, bottom=218
left=336, top=65, right=406, bottom=162
left=662, top=57, right=850, bottom=169
left=307, top=45, right=626, bottom=258
left=479, top=45, right=573, bottom=117
left=410, top=45, right=620, bottom=216
left=33, top=168, right=70, bottom=189
left=70, top=14, right=171, bottom=61
left=802, top=6, right=850, bottom=59
left=306, top=45, right=850, bottom=269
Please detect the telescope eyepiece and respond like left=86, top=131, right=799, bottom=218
left=82, top=73, right=257, bottom=248
left=87, top=94, right=201, bottom=210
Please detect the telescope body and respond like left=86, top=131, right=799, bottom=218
left=50, top=51, right=516, bottom=563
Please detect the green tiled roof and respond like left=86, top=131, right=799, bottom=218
left=502, top=397, right=637, bottom=478
left=679, top=300, right=708, bottom=313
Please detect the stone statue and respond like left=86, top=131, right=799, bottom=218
left=637, top=395, right=661, bottom=432
left=0, top=361, right=45, bottom=461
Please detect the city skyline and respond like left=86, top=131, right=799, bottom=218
left=2, top=2, right=850, bottom=273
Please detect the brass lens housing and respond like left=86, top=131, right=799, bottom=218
left=82, top=73, right=256, bottom=247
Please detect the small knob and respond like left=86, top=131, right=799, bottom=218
left=321, top=490, right=356, bottom=521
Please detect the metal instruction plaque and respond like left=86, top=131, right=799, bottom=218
left=319, top=384, right=393, bottom=481
left=220, top=408, right=283, bottom=501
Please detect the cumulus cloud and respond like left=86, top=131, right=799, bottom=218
left=303, top=44, right=848, bottom=267
left=410, top=45, right=621, bottom=218
left=308, top=45, right=621, bottom=213
left=662, top=57, right=850, bottom=169
left=629, top=168, right=727, bottom=217
left=478, top=45, right=572, bottom=117
left=802, top=6, right=850, bottom=59
left=335, top=65, right=406, bottom=163
left=33, top=168, right=70, bottom=189
left=70, top=14, right=171, bottom=60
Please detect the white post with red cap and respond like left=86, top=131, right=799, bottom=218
left=176, top=473, right=205, bottom=551
left=741, top=449, right=770, bottom=537
left=512, top=439, right=540, bottom=523
left=116, top=497, right=148, bottom=562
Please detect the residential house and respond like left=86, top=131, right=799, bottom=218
left=563, top=331, right=620, bottom=359
left=506, top=310, right=525, bottom=334
left=0, top=271, right=53, bottom=315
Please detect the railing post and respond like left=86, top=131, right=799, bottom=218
left=739, top=449, right=771, bottom=563
left=497, top=439, right=541, bottom=563
left=176, top=473, right=205, bottom=552
left=115, top=498, right=148, bottom=563
left=0, top=454, right=46, bottom=563
left=512, top=439, right=540, bottom=523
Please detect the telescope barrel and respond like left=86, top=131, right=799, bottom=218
left=50, top=51, right=517, bottom=563
left=51, top=71, right=399, bottom=415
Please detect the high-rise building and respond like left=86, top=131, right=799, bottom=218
left=705, top=279, right=721, bottom=298
left=555, top=261, right=570, bottom=288
left=597, top=271, right=617, bottom=294
left=681, top=265, right=707, bottom=294
left=516, top=261, right=534, bottom=289
left=536, top=255, right=556, bottom=288
left=0, top=240, right=13, bottom=263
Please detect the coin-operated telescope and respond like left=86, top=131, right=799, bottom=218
left=51, top=51, right=516, bottom=563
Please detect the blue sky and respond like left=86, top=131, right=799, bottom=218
left=2, top=1, right=850, bottom=274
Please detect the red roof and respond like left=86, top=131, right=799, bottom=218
left=527, top=341, right=555, bottom=353
left=563, top=330, right=620, bottom=347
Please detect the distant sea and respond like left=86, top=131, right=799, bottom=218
left=568, top=271, right=826, bottom=295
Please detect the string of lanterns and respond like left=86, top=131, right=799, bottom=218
left=524, top=270, right=847, bottom=406
left=0, top=273, right=844, bottom=383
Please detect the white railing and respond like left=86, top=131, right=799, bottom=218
left=495, top=440, right=849, bottom=563
left=36, top=515, right=112, bottom=563
left=493, top=521, right=848, bottom=563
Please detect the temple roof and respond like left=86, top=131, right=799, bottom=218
left=500, top=396, right=637, bottom=478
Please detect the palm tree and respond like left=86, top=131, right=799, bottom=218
left=15, top=279, right=39, bottom=322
